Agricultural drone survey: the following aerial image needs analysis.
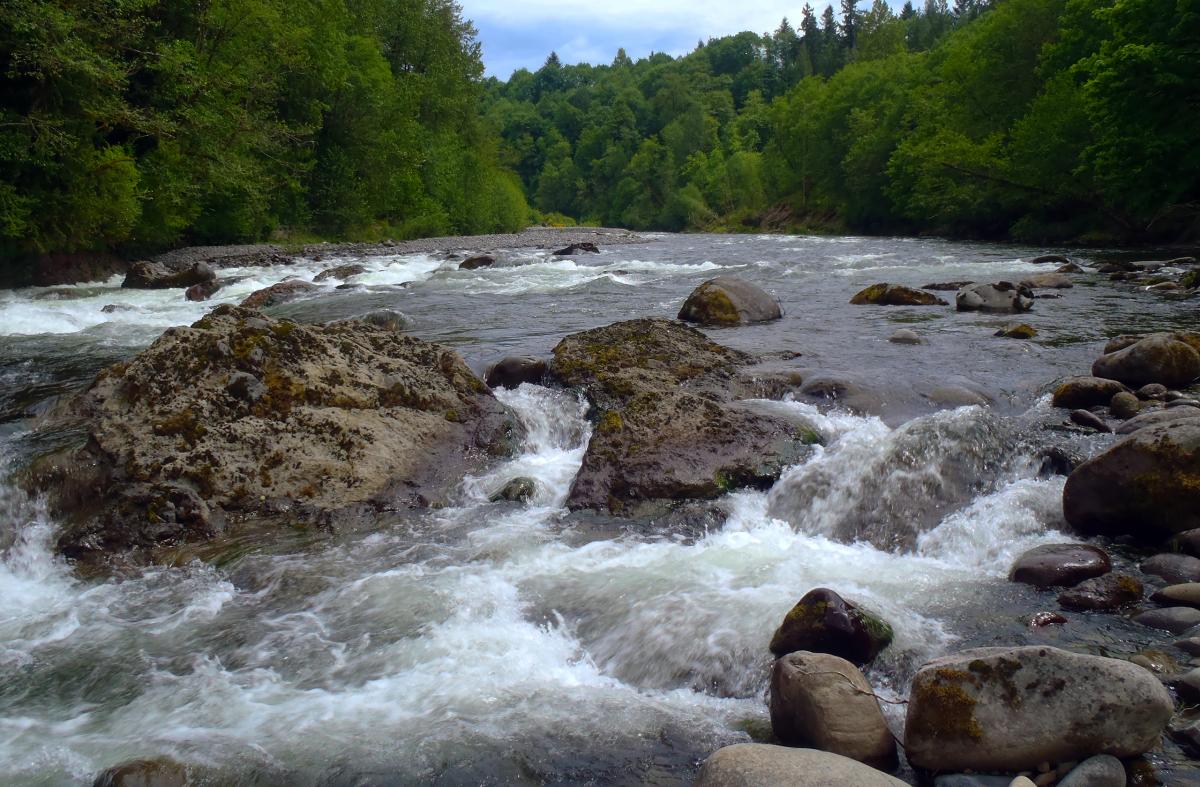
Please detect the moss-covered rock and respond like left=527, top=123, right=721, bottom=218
left=904, top=647, right=1173, bottom=772
left=1057, top=572, right=1143, bottom=611
left=239, top=279, right=319, bottom=309
left=25, top=305, right=521, bottom=566
left=768, top=587, right=893, bottom=666
left=849, top=283, right=947, bottom=306
left=994, top=324, right=1037, bottom=339
left=1064, top=420, right=1200, bottom=541
left=549, top=318, right=816, bottom=512
left=678, top=276, right=782, bottom=325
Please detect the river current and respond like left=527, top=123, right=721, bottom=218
left=0, top=234, right=1195, bottom=784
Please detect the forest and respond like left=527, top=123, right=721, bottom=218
left=1, top=0, right=1197, bottom=263
left=486, top=0, right=1199, bottom=243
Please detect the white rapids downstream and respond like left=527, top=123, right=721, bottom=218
left=0, top=233, right=1185, bottom=784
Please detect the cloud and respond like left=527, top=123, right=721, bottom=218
left=462, top=0, right=835, bottom=78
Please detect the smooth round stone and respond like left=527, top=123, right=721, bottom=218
left=1056, top=754, right=1126, bottom=787
left=694, top=744, right=907, bottom=787
left=1166, top=391, right=1187, bottom=401
left=1142, top=553, right=1200, bottom=584
left=1057, top=573, right=1142, bottom=611
left=1151, top=583, right=1200, bottom=608
left=1009, top=778, right=1037, bottom=787
left=1069, top=408, right=1111, bottom=432
left=1173, top=668, right=1200, bottom=703
left=1133, top=606, right=1200, bottom=634
left=1175, top=637, right=1200, bottom=656
left=1110, top=391, right=1141, bottom=419
left=1172, top=529, right=1200, bottom=558
left=1137, top=383, right=1169, bottom=400
left=934, top=776, right=1014, bottom=787
left=1010, top=543, right=1112, bottom=589
left=1168, top=398, right=1200, bottom=409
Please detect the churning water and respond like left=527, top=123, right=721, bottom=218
left=0, top=234, right=1192, bottom=784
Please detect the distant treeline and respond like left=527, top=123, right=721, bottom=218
left=484, top=0, right=1200, bottom=243
left=0, top=0, right=527, bottom=262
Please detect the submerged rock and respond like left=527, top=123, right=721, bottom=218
left=26, top=306, right=521, bottom=564
left=489, top=476, right=537, bottom=503
left=459, top=255, right=495, bottom=270
left=552, top=242, right=599, bottom=255
left=484, top=356, right=547, bottom=389
left=1057, top=573, right=1142, bottom=611
left=888, top=329, right=923, bottom=345
left=549, top=318, right=815, bottom=512
left=769, top=651, right=897, bottom=769
left=955, top=282, right=1033, bottom=313
left=184, top=279, right=222, bottom=302
left=768, top=588, right=893, bottom=665
left=1063, top=421, right=1200, bottom=541
left=994, top=324, right=1037, bottom=339
left=123, top=261, right=215, bottom=290
left=1009, top=543, right=1111, bottom=589
left=694, top=744, right=906, bottom=787
left=240, top=279, right=318, bottom=309
left=1092, top=334, right=1200, bottom=389
left=678, top=277, right=782, bottom=326
left=849, top=283, right=946, bottom=306
left=1030, top=254, right=1070, bottom=265
left=92, top=758, right=190, bottom=787
left=313, top=263, right=366, bottom=282
left=903, top=646, right=1173, bottom=772
left=1051, top=376, right=1127, bottom=409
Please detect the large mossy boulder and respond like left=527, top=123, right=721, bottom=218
left=769, top=588, right=893, bottom=665
left=1063, top=420, right=1200, bottom=541
left=548, top=318, right=815, bottom=512
left=26, top=306, right=521, bottom=565
left=678, top=277, right=783, bottom=326
left=904, top=646, right=1173, bottom=773
left=695, top=745, right=907, bottom=787
left=1091, top=334, right=1200, bottom=389
left=769, top=651, right=897, bottom=769
left=849, top=283, right=947, bottom=306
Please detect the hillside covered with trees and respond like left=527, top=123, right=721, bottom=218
left=0, top=0, right=528, bottom=262
left=485, top=0, right=1199, bottom=243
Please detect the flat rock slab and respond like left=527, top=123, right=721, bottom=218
left=694, top=744, right=907, bottom=787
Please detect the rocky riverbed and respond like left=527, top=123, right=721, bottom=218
left=1, top=232, right=1199, bottom=785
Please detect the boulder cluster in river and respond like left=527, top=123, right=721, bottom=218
left=25, top=248, right=1200, bottom=785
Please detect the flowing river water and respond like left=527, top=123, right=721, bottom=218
left=0, top=234, right=1197, bottom=784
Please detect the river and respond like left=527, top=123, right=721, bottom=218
left=0, top=233, right=1196, bottom=784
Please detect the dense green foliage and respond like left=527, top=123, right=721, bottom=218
left=0, top=0, right=528, bottom=258
left=485, top=0, right=1200, bottom=243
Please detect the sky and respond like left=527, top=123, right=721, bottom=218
left=461, top=0, right=847, bottom=80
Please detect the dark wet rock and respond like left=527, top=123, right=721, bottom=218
left=1175, top=637, right=1200, bottom=656
left=489, top=476, right=537, bottom=503
left=1036, top=446, right=1080, bottom=478
left=459, top=255, right=495, bottom=270
left=769, top=651, right=897, bottom=769
left=922, top=281, right=973, bottom=291
left=1027, top=611, right=1068, bottom=627
left=1170, top=398, right=1200, bottom=409
left=92, top=757, right=190, bottom=787
left=122, top=261, right=215, bottom=290
left=239, top=280, right=319, bottom=309
left=185, top=280, right=221, bottom=302
left=1097, top=260, right=1141, bottom=274
left=549, top=318, right=816, bottom=512
left=484, top=356, right=548, bottom=389
left=888, top=329, right=922, bottom=345
left=926, top=386, right=992, bottom=408
left=678, top=277, right=782, bottom=326
left=1133, top=606, right=1200, bottom=634
left=26, top=306, right=521, bottom=565
left=1020, top=272, right=1073, bottom=289
left=1170, top=722, right=1200, bottom=758
left=994, top=324, right=1037, bottom=339
left=1056, top=755, right=1126, bottom=787
left=1092, top=334, right=1200, bottom=389
left=730, top=367, right=806, bottom=400
left=101, top=304, right=135, bottom=314
left=769, top=588, right=893, bottom=665
left=1009, top=543, right=1111, bottom=589
left=1109, top=391, right=1141, bottom=419
left=1141, top=553, right=1200, bottom=584
left=1069, top=409, right=1110, bottom=432
left=849, top=283, right=946, bottom=306
left=313, top=263, right=366, bottom=282
left=1184, top=270, right=1200, bottom=290
left=1064, top=421, right=1200, bottom=541
left=1057, top=573, right=1142, bottom=611
left=1172, top=528, right=1200, bottom=558
left=1152, top=583, right=1200, bottom=608
left=694, top=744, right=907, bottom=787
left=933, top=776, right=1013, bottom=787
left=1170, top=256, right=1200, bottom=266
left=1051, top=376, right=1128, bottom=409
left=1031, top=254, right=1070, bottom=265
left=1056, top=263, right=1084, bottom=273
left=1174, top=668, right=1200, bottom=703
left=903, top=646, right=1173, bottom=772
left=955, top=281, right=1033, bottom=313
left=1115, top=406, right=1200, bottom=434
left=552, top=242, right=599, bottom=255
